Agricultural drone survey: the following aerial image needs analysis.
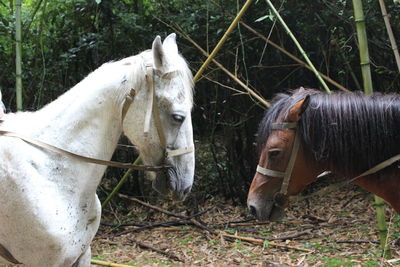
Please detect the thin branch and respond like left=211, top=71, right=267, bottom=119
left=153, top=16, right=270, bottom=107
left=221, top=233, right=313, bottom=252
left=215, top=1, right=349, bottom=92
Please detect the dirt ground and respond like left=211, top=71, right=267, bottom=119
left=92, top=182, right=400, bottom=267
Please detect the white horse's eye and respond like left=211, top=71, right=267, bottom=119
left=172, top=114, right=185, bottom=123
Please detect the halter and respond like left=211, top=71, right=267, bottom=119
left=0, top=65, right=194, bottom=173
left=255, top=121, right=300, bottom=207
left=142, top=64, right=194, bottom=159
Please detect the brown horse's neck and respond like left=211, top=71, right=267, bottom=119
left=352, top=171, right=400, bottom=213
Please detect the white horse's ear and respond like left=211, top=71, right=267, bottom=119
left=152, top=35, right=164, bottom=69
left=162, top=33, right=178, bottom=55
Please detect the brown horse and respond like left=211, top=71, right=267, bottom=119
left=247, top=88, right=400, bottom=221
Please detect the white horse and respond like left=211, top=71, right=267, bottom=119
left=0, top=33, right=194, bottom=266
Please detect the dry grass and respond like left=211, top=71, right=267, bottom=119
left=92, top=183, right=400, bottom=267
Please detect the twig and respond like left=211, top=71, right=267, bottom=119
left=189, top=218, right=217, bottom=234
left=336, top=240, right=380, bottom=244
left=109, top=220, right=194, bottom=237
left=95, top=239, right=182, bottom=262
left=153, top=16, right=270, bottom=108
left=128, top=238, right=183, bottom=262
left=118, top=193, right=187, bottom=219
left=251, top=229, right=313, bottom=241
left=215, top=1, right=349, bottom=92
left=221, top=233, right=313, bottom=252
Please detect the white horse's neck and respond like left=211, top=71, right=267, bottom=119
left=3, top=55, right=144, bottom=193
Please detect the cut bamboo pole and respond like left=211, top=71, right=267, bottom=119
left=15, top=0, right=23, bottom=110
left=352, top=0, right=373, bottom=94
left=193, top=0, right=254, bottom=82
left=235, top=16, right=349, bottom=92
left=104, top=1, right=258, bottom=208
left=352, top=0, right=391, bottom=259
left=378, top=0, right=400, bottom=72
left=265, top=0, right=331, bottom=93
left=101, top=157, right=141, bottom=208
left=221, top=233, right=313, bottom=252
left=91, top=259, right=134, bottom=267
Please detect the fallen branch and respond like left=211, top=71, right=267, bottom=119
left=91, top=259, right=135, bottom=267
left=109, top=220, right=194, bottom=238
left=128, top=238, right=183, bottom=262
left=118, top=193, right=210, bottom=220
left=251, top=229, right=314, bottom=241
left=118, top=193, right=188, bottom=219
left=221, top=233, right=313, bottom=253
left=95, top=239, right=183, bottom=263
left=336, top=240, right=380, bottom=244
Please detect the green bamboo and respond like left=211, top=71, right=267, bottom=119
left=101, top=156, right=142, bottom=208
left=265, top=0, right=330, bottom=93
left=106, top=0, right=255, bottom=207
left=352, top=0, right=391, bottom=259
left=91, top=259, right=134, bottom=267
left=352, top=0, right=373, bottom=94
left=15, top=0, right=23, bottom=110
left=378, top=0, right=400, bottom=72
left=193, top=0, right=254, bottom=82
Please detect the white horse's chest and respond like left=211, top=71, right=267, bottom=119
left=0, top=138, right=101, bottom=265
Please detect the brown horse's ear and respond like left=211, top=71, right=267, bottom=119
left=286, top=95, right=310, bottom=122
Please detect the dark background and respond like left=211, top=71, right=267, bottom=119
left=1, top=0, right=399, bottom=204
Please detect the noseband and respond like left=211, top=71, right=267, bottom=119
left=256, top=121, right=300, bottom=206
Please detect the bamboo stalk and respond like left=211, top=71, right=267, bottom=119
left=193, top=0, right=254, bottom=82
left=101, top=157, right=141, bottom=208
left=352, top=0, right=373, bottom=94
left=221, top=233, right=312, bottom=252
left=213, top=1, right=349, bottom=92
left=378, top=0, right=400, bottom=72
left=15, top=0, right=23, bottom=110
left=154, top=16, right=271, bottom=107
left=91, top=259, right=134, bottom=267
left=265, top=0, right=331, bottom=93
left=181, top=30, right=270, bottom=107
left=352, top=0, right=391, bottom=259
left=237, top=17, right=349, bottom=92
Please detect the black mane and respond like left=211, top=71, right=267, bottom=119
left=257, top=88, right=400, bottom=176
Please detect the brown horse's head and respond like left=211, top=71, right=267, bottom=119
left=247, top=93, right=322, bottom=221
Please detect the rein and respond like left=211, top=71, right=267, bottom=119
left=0, top=65, right=194, bottom=172
left=256, top=121, right=400, bottom=206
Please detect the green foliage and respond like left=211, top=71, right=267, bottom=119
left=1, top=0, right=399, bottom=201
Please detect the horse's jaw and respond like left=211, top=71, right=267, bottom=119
left=151, top=152, right=194, bottom=201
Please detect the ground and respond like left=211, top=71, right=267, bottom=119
left=91, top=182, right=400, bottom=267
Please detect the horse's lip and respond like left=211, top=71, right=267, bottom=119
left=268, top=203, right=285, bottom=221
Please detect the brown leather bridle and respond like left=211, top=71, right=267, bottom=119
left=255, top=121, right=300, bottom=207
left=255, top=120, right=400, bottom=207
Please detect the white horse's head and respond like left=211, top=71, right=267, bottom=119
left=122, top=33, right=194, bottom=200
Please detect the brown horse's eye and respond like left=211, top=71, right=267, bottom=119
left=268, top=149, right=281, bottom=158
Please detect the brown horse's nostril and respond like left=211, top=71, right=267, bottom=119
left=249, top=205, right=257, bottom=217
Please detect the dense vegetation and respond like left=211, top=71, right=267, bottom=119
left=1, top=0, right=399, bottom=203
